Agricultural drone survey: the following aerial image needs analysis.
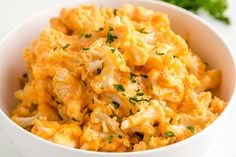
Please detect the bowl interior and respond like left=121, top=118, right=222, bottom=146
left=0, top=0, right=235, bottom=117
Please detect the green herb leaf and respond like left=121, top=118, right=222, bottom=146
left=83, top=47, right=90, bottom=51
left=113, top=84, right=125, bottom=92
left=134, top=132, right=144, bottom=140
left=96, top=63, right=104, bottom=75
left=111, top=110, right=121, bottom=122
left=112, top=101, right=120, bottom=109
left=81, top=80, right=87, bottom=86
left=164, top=131, right=175, bottom=137
left=71, top=117, right=79, bottom=122
left=97, top=68, right=102, bottom=75
left=106, top=30, right=118, bottom=43
left=108, top=26, right=114, bottom=31
left=139, top=28, right=149, bottom=34
left=118, top=135, right=123, bottom=139
left=113, top=9, right=118, bottom=16
left=96, top=27, right=104, bottom=32
left=62, top=44, right=70, bottom=50
left=140, top=74, right=148, bottom=78
left=130, top=73, right=137, bottom=83
left=129, top=109, right=134, bottom=115
left=108, top=135, right=113, bottom=143
left=187, top=126, right=195, bottom=133
left=129, top=97, right=138, bottom=106
left=85, top=34, right=92, bottom=38
left=136, top=91, right=144, bottom=96
left=129, top=96, right=152, bottom=106
left=111, top=48, right=116, bottom=53
left=156, top=52, right=165, bottom=56
left=161, top=0, right=230, bottom=24
left=53, top=47, right=57, bottom=51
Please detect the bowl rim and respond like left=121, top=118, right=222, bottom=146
left=0, top=0, right=236, bottom=155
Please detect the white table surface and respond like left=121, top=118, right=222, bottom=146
left=0, top=0, right=236, bottom=157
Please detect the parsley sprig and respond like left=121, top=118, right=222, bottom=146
left=108, top=135, right=113, bottom=143
left=139, top=28, right=150, bottom=34
left=62, top=43, right=70, bottom=50
left=162, top=0, right=230, bottom=24
left=113, top=84, right=125, bottom=92
left=187, top=126, right=195, bottom=133
left=112, top=101, right=120, bottom=109
left=111, top=110, right=121, bottom=122
left=106, top=27, right=118, bottom=43
left=164, top=131, right=175, bottom=137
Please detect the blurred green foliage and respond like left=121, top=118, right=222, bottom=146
left=161, top=0, right=230, bottom=24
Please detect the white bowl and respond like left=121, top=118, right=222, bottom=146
left=0, top=0, right=235, bottom=157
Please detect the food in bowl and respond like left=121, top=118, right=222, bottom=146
left=10, top=4, right=226, bottom=152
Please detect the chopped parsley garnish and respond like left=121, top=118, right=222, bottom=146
left=129, top=97, right=138, bottom=106
left=96, top=27, right=104, bottom=32
left=140, top=74, right=148, bottom=78
left=62, top=43, right=70, bottom=50
left=138, top=28, right=149, bottom=34
left=166, top=104, right=171, bottom=108
left=118, top=135, right=123, bottom=139
left=79, top=31, right=85, bottom=38
left=83, top=47, right=90, bottom=51
left=81, top=80, right=87, bottom=86
left=187, top=126, right=195, bottom=133
left=112, top=101, right=120, bottom=109
left=113, top=9, right=118, bottom=16
left=85, top=34, right=92, bottom=38
left=117, top=53, right=122, bottom=59
left=113, top=84, right=125, bottom=92
left=129, top=96, right=152, bottom=106
left=53, top=47, right=57, bottom=51
left=111, top=48, right=116, bottom=53
left=108, top=26, right=114, bottom=31
left=96, top=63, right=104, bottom=75
left=106, top=29, right=118, bottom=43
left=71, top=117, right=79, bottom=122
left=134, top=132, right=144, bottom=140
left=161, top=0, right=230, bottom=24
left=129, top=109, right=134, bottom=115
left=130, top=73, right=137, bottom=83
left=156, top=52, right=165, bottom=55
left=164, top=131, right=175, bottom=137
left=108, top=135, right=113, bottom=143
left=97, top=68, right=102, bottom=75
left=136, top=91, right=144, bottom=96
left=111, top=110, right=121, bottom=122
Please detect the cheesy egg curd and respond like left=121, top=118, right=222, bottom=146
left=10, top=4, right=226, bottom=152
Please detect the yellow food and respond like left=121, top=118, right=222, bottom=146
left=10, top=4, right=226, bottom=152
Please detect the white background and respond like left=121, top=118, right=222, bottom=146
left=0, top=0, right=235, bottom=156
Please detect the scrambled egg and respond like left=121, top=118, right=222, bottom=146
left=10, top=4, right=226, bottom=152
